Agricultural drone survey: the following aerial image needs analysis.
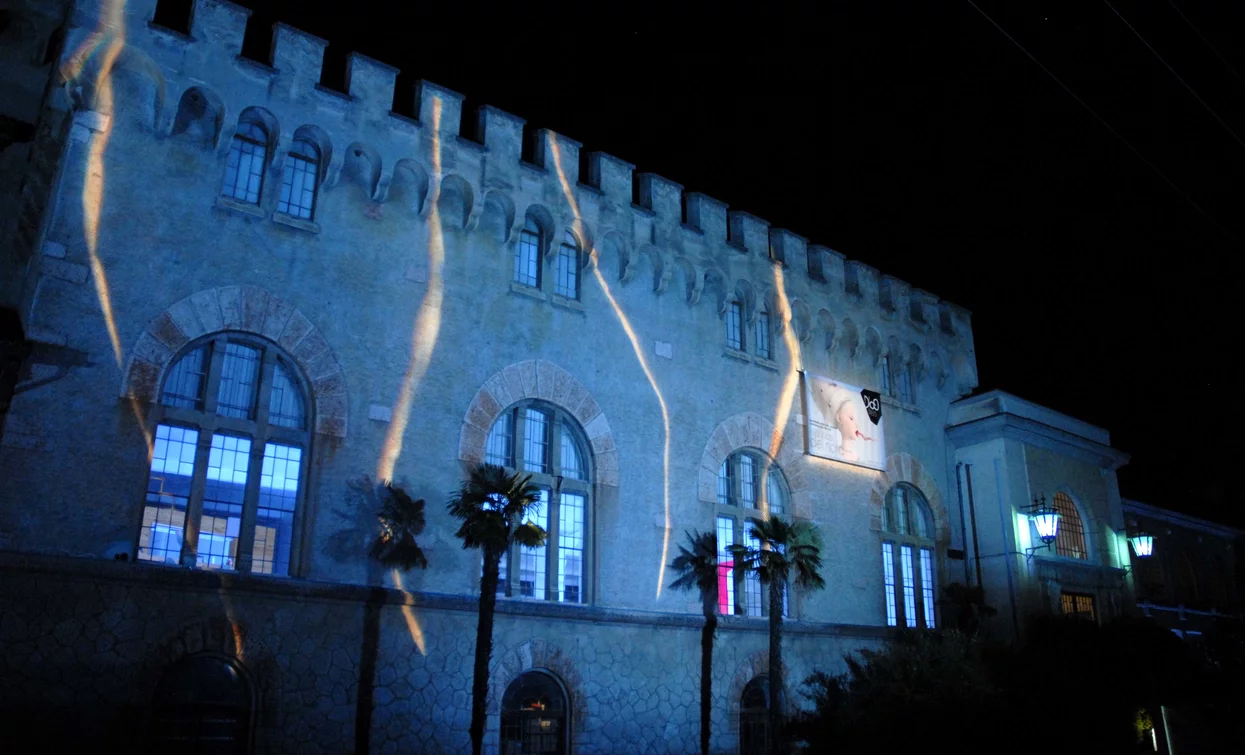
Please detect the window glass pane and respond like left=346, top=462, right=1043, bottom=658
left=161, top=345, right=209, bottom=409
left=519, top=490, right=548, bottom=599
left=555, top=234, right=578, bottom=298
left=515, top=229, right=540, bottom=287
left=755, top=311, right=770, bottom=359
left=895, top=488, right=909, bottom=536
left=523, top=409, right=549, bottom=473
left=560, top=426, right=584, bottom=479
left=215, top=342, right=261, bottom=419
left=558, top=492, right=585, bottom=603
left=726, top=302, right=743, bottom=350
left=716, top=516, right=735, bottom=615
left=744, top=528, right=761, bottom=617
left=920, top=548, right=936, bottom=628
left=717, top=460, right=731, bottom=506
left=881, top=497, right=891, bottom=532
left=901, top=544, right=917, bottom=628
left=486, top=412, right=514, bottom=467
left=880, top=355, right=892, bottom=396
left=253, top=443, right=301, bottom=576
left=197, top=434, right=250, bottom=571
left=138, top=424, right=199, bottom=565
left=268, top=360, right=305, bottom=429
left=882, top=542, right=897, bottom=627
left=914, top=499, right=931, bottom=540
left=898, top=363, right=913, bottom=403
left=222, top=128, right=266, bottom=203
left=740, top=455, right=756, bottom=509
left=278, top=152, right=318, bottom=219
left=766, top=471, right=784, bottom=515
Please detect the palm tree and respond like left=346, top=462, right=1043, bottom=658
left=447, top=463, right=546, bottom=755
left=731, top=516, right=826, bottom=755
left=669, top=530, right=721, bottom=755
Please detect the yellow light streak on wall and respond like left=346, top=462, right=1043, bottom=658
left=763, top=265, right=803, bottom=519
left=390, top=568, right=427, bottom=655
left=547, top=139, right=673, bottom=599
left=376, top=99, right=446, bottom=483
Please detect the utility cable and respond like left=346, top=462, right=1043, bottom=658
left=1104, top=0, right=1245, bottom=154
left=962, top=0, right=1240, bottom=247
left=1166, top=0, right=1245, bottom=88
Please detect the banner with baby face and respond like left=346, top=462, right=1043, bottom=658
left=803, top=372, right=886, bottom=470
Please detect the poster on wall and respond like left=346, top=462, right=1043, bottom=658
left=803, top=371, right=886, bottom=470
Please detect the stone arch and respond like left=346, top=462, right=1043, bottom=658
left=564, top=222, right=595, bottom=270
left=170, top=85, right=224, bottom=146
left=637, top=243, right=668, bottom=293
left=600, top=231, right=631, bottom=283
left=84, top=45, right=166, bottom=131
left=476, top=189, right=515, bottom=245
left=436, top=173, right=474, bottom=230
left=928, top=349, right=949, bottom=390
left=698, top=411, right=809, bottom=517
left=120, top=286, right=348, bottom=438
left=487, top=639, right=587, bottom=746
left=869, top=452, right=949, bottom=545
left=789, top=298, right=812, bottom=343
left=138, top=615, right=281, bottom=731
left=672, top=255, right=701, bottom=304
left=863, top=326, right=884, bottom=369
left=702, top=267, right=729, bottom=316
left=458, top=360, right=619, bottom=487
left=290, top=124, right=332, bottom=184
left=339, top=141, right=382, bottom=200
left=734, top=279, right=756, bottom=323
left=520, top=203, right=556, bottom=252
left=816, top=309, right=836, bottom=360
left=387, top=158, right=429, bottom=216
left=908, top=342, right=926, bottom=384
left=725, top=650, right=790, bottom=734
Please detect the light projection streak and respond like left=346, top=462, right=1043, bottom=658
left=761, top=265, right=803, bottom=518
left=390, top=568, right=427, bottom=654
left=547, top=139, right=673, bottom=599
left=376, top=99, right=447, bottom=483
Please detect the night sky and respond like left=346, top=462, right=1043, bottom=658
left=160, top=0, right=1243, bottom=527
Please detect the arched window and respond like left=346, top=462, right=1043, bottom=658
left=148, top=654, right=253, bottom=754
left=501, top=670, right=568, bottom=754
left=881, top=483, right=937, bottom=628
left=1050, top=492, right=1087, bottom=560
left=514, top=215, right=543, bottom=288
left=222, top=115, right=269, bottom=204
left=484, top=401, right=590, bottom=603
left=754, top=305, right=771, bottom=360
left=137, top=334, right=310, bottom=576
left=277, top=136, right=320, bottom=220
left=726, top=300, right=744, bottom=351
left=879, top=354, right=892, bottom=396
left=739, top=675, right=769, bottom=755
left=716, top=450, right=789, bottom=617
left=554, top=231, right=580, bottom=300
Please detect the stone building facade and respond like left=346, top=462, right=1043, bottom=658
left=0, top=1, right=1141, bottom=753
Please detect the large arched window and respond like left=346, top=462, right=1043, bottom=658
left=554, top=230, right=580, bottom=300
left=881, top=483, right=937, bottom=628
left=739, top=675, right=769, bottom=755
left=1050, top=492, right=1087, bottom=560
left=514, top=215, right=543, bottom=288
left=222, top=114, right=269, bottom=204
left=277, top=135, right=320, bottom=220
left=485, top=401, right=590, bottom=603
left=148, top=654, right=253, bottom=754
left=501, top=670, right=568, bottom=754
left=137, top=334, right=310, bottom=576
left=716, top=449, right=789, bottom=617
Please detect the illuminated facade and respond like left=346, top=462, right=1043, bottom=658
left=0, top=1, right=1144, bottom=753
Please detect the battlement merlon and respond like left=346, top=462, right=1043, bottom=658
left=346, top=53, right=398, bottom=116
left=728, top=211, right=769, bottom=255
left=637, top=174, right=683, bottom=222
left=878, top=275, right=911, bottom=315
left=415, top=80, right=464, bottom=136
left=808, top=244, right=845, bottom=288
left=769, top=229, right=807, bottom=274
left=533, top=130, right=582, bottom=185
left=191, top=0, right=250, bottom=56
left=684, top=193, right=728, bottom=241
left=586, top=152, right=634, bottom=205
left=845, top=260, right=879, bottom=305
left=270, top=24, right=328, bottom=95
left=477, top=106, right=525, bottom=166
left=908, top=288, right=938, bottom=327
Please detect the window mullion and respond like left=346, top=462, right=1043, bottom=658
left=202, top=338, right=226, bottom=415
left=547, top=488, right=560, bottom=601
left=179, top=432, right=214, bottom=567
left=234, top=440, right=265, bottom=573
left=514, top=407, right=527, bottom=471
left=253, top=353, right=278, bottom=430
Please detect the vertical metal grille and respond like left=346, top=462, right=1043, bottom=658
left=514, top=225, right=540, bottom=287
left=717, top=516, right=736, bottom=615
left=1051, top=492, right=1087, bottom=559
left=523, top=409, right=549, bottom=473
left=555, top=232, right=578, bottom=298
left=197, top=434, right=250, bottom=570
left=161, top=345, right=209, bottom=409
left=139, top=424, right=198, bottom=565
left=277, top=139, right=319, bottom=219
left=882, top=542, right=897, bottom=627
left=755, top=310, right=771, bottom=359
left=485, top=412, right=514, bottom=467
left=215, top=342, right=261, bottom=420
left=222, top=122, right=266, bottom=203
left=558, top=492, right=584, bottom=603
left=519, top=490, right=548, bottom=599
left=726, top=301, right=743, bottom=350
left=920, top=547, right=936, bottom=628
left=253, top=443, right=301, bottom=576
left=901, top=544, right=917, bottom=628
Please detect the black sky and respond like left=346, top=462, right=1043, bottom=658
left=160, top=0, right=1244, bottom=527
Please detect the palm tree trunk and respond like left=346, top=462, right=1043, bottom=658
left=768, top=577, right=785, bottom=755
left=700, top=611, right=716, bottom=755
left=471, top=546, right=502, bottom=755
left=355, top=561, right=385, bottom=755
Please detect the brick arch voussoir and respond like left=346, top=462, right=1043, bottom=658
left=458, top=359, right=619, bottom=487
left=699, top=411, right=810, bottom=505
left=725, top=649, right=789, bottom=733
left=120, top=286, right=348, bottom=438
left=871, top=452, right=950, bottom=545
left=486, top=639, right=587, bottom=733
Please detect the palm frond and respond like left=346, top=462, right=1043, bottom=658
left=668, top=530, right=719, bottom=610
left=370, top=482, right=429, bottom=572
left=447, top=463, right=547, bottom=552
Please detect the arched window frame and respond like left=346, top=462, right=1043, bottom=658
left=501, top=669, right=570, bottom=754
left=553, top=230, right=581, bottom=300
left=1034, top=491, right=1089, bottom=561
left=136, top=333, right=312, bottom=577
left=277, top=136, right=321, bottom=220
left=514, top=215, right=545, bottom=289
left=754, top=304, right=772, bottom=360
left=222, top=115, right=270, bottom=204
left=881, top=483, right=937, bottom=629
left=148, top=653, right=256, bottom=753
left=726, top=299, right=745, bottom=351
left=715, top=449, right=790, bottom=619
left=484, top=400, right=592, bottom=604
left=739, top=675, right=770, bottom=755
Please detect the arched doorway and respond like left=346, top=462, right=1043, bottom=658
left=147, top=654, right=253, bottom=754
left=501, top=669, right=569, bottom=754
left=740, top=675, right=769, bottom=755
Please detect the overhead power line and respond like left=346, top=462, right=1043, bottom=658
left=1166, top=0, right=1245, bottom=88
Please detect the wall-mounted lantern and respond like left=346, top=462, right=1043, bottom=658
left=1025, top=496, right=1060, bottom=561
left=1128, top=532, right=1155, bottom=559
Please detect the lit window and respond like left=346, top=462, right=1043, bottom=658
left=726, top=301, right=744, bottom=351
left=717, top=515, right=736, bottom=615
left=716, top=450, right=791, bottom=617
left=555, top=231, right=579, bottom=299
left=1050, top=492, right=1087, bottom=559
left=484, top=402, right=592, bottom=603
left=514, top=216, right=541, bottom=288
left=277, top=137, right=320, bottom=220
left=1060, top=591, right=1096, bottom=621
left=755, top=308, right=771, bottom=360
left=744, top=527, right=762, bottom=618
left=881, top=484, right=938, bottom=628
left=222, top=119, right=267, bottom=204
left=138, top=335, right=309, bottom=576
